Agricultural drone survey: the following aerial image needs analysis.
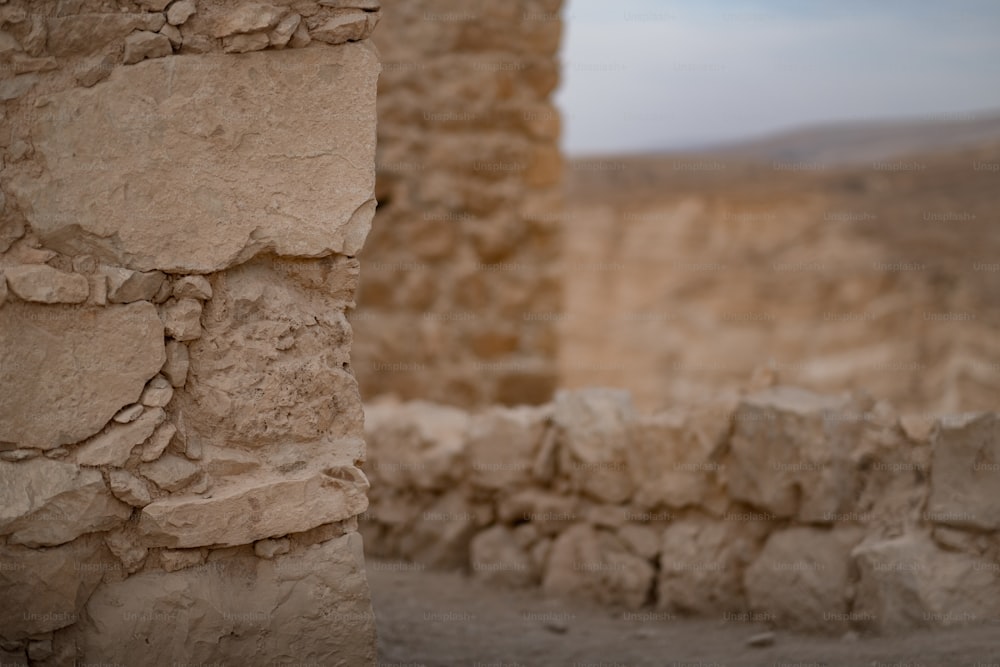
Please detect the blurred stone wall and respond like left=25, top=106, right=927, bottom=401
left=352, top=0, right=565, bottom=407
left=0, top=2, right=380, bottom=664
left=362, top=388, right=1000, bottom=635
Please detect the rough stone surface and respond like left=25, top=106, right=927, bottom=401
left=138, top=442, right=369, bottom=547
left=75, top=408, right=166, bottom=467
left=3, top=264, right=88, bottom=303
left=140, top=375, right=174, bottom=408
left=0, top=458, right=131, bottom=547
left=211, top=3, right=287, bottom=37
left=75, top=534, right=376, bottom=665
left=555, top=389, right=634, bottom=504
left=223, top=32, right=270, bottom=54
left=467, top=406, right=547, bottom=491
left=172, top=275, right=212, bottom=300
left=138, top=454, right=202, bottom=492
left=123, top=30, right=173, bottom=65
left=744, top=527, right=863, bottom=632
left=162, top=297, right=203, bottom=341
left=726, top=386, right=863, bottom=521
left=107, top=469, right=152, bottom=507
left=10, top=46, right=378, bottom=273
left=167, top=0, right=197, bottom=26
left=312, top=12, right=369, bottom=44
left=852, top=533, right=1000, bottom=633
left=162, top=341, right=190, bottom=387
left=112, top=403, right=144, bottom=424
left=46, top=14, right=166, bottom=57
left=269, top=12, right=301, bottom=48
left=140, top=422, right=176, bottom=462
left=470, top=525, right=536, bottom=587
left=0, top=537, right=110, bottom=639
left=0, top=302, right=165, bottom=449
left=106, top=267, right=166, bottom=303
left=927, top=412, right=1000, bottom=531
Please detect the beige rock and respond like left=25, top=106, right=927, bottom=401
left=0, top=537, right=110, bottom=639
left=496, top=489, right=578, bottom=536
left=726, top=387, right=863, bottom=521
left=899, top=413, right=936, bottom=442
left=75, top=408, right=166, bottom=467
left=137, top=0, right=171, bottom=10
left=397, top=490, right=477, bottom=568
left=320, top=0, right=381, bottom=8
left=113, top=403, right=144, bottom=423
left=139, top=453, right=202, bottom=492
left=160, top=23, right=183, bottom=48
left=76, top=54, right=116, bottom=87
left=470, top=525, right=536, bottom=587
left=927, top=412, right=1000, bottom=531
left=617, top=524, right=661, bottom=561
left=626, top=406, right=729, bottom=510
left=46, top=14, right=165, bottom=57
left=0, top=458, right=131, bottom=547
left=269, top=13, right=301, bottom=48
left=0, top=272, right=6, bottom=306
left=159, top=548, right=205, bottom=572
left=139, top=447, right=369, bottom=547
left=162, top=341, right=190, bottom=387
left=852, top=533, right=1000, bottom=633
left=0, top=74, right=37, bottom=101
left=0, top=302, right=164, bottom=449
left=106, top=267, right=166, bottom=303
left=107, top=469, right=152, bottom=507
left=140, top=375, right=174, bottom=407
left=365, top=400, right=469, bottom=491
left=140, top=422, right=176, bottom=462
left=288, top=19, right=311, bottom=47
left=11, top=46, right=378, bottom=273
left=311, top=12, right=369, bottom=45
left=172, top=275, right=212, bottom=300
left=467, top=405, right=547, bottom=491
left=223, top=32, right=270, bottom=54
left=554, top=389, right=635, bottom=504
left=254, top=537, right=291, bottom=559
left=542, top=523, right=654, bottom=610
left=167, top=0, right=197, bottom=26
left=211, top=3, right=287, bottom=37
left=162, top=297, right=203, bottom=341
left=658, top=517, right=760, bottom=615
left=76, top=533, right=376, bottom=665
left=104, top=529, right=148, bottom=573
left=0, top=449, right=39, bottom=463
left=3, top=264, right=88, bottom=304
left=744, top=527, right=863, bottom=633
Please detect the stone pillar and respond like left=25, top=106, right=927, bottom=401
left=352, top=0, right=565, bottom=408
left=0, top=2, right=380, bottom=664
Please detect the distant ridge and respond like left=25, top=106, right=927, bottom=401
left=674, top=111, right=1000, bottom=166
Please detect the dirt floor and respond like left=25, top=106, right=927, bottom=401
left=367, top=559, right=1000, bottom=667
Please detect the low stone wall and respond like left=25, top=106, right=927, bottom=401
left=1, top=1, right=380, bottom=664
left=362, top=387, right=1000, bottom=634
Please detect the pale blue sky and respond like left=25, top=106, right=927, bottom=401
left=556, top=0, right=1000, bottom=154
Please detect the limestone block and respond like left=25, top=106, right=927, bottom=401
left=657, top=517, right=761, bottom=615
left=223, top=32, right=270, bottom=54
left=626, top=405, right=730, bottom=511
left=852, top=533, right=1000, bottom=633
left=211, top=3, right=287, bottom=37
left=3, top=264, right=88, bottom=304
left=470, top=525, right=536, bottom=587
left=0, top=302, right=164, bottom=449
left=11, top=45, right=378, bottom=273
left=0, top=536, right=110, bottom=639
left=46, top=14, right=165, bottom=57
left=162, top=298, right=203, bottom=341
left=269, top=13, right=301, bottom=48
left=311, top=12, right=369, bottom=45
left=744, top=527, right=863, bottom=633
left=0, top=458, right=131, bottom=547
left=172, top=275, right=212, bottom=300
left=542, top=523, right=654, bottom=610
left=76, top=533, right=376, bottom=665
left=139, top=453, right=202, bottom=492
left=162, top=341, right=190, bottom=387
left=554, top=389, right=634, bottom=504
left=138, top=442, right=369, bottom=547
left=467, top=405, right=547, bottom=491
left=364, top=400, right=469, bottom=491
left=726, top=386, right=863, bottom=521
left=496, top=489, right=578, bottom=535
left=107, top=469, right=152, bottom=507
left=140, top=375, right=174, bottom=407
left=167, top=0, right=197, bottom=26
left=105, top=267, right=166, bottom=303
left=123, top=31, right=172, bottom=65
left=140, top=422, right=176, bottom=462
left=927, top=412, right=1000, bottom=530
left=75, top=408, right=166, bottom=467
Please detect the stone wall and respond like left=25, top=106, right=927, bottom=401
left=350, top=0, right=565, bottom=408
left=362, top=388, right=1000, bottom=635
left=0, top=2, right=380, bottom=664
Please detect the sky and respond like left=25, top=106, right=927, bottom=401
left=556, top=0, right=1000, bottom=155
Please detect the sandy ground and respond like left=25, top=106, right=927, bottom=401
left=367, top=560, right=1000, bottom=667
